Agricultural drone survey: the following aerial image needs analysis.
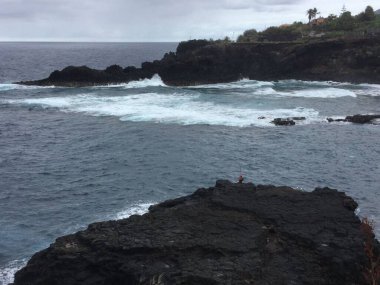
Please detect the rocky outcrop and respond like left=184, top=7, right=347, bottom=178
left=271, top=117, right=306, bottom=126
left=12, top=180, right=378, bottom=285
left=18, top=37, right=380, bottom=87
left=271, top=118, right=296, bottom=126
left=327, top=114, right=380, bottom=124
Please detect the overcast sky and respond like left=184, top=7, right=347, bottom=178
left=0, top=0, right=378, bottom=42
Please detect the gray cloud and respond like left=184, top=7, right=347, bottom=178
left=0, top=0, right=378, bottom=41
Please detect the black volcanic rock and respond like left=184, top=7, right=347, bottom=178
left=327, top=114, right=380, bottom=124
left=271, top=118, right=296, bottom=126
left=346, top=114, right=380, bottom=124
left=18, top=37, right=380, bottom=87
left=271, top=116, right=305, bottom=125
left=12, top=181, right=378, bottom=285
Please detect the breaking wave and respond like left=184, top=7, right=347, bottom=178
left=276, top=88, right=357, bottom=98
left=0, top=84, right=55, bottom=92
left=5, top=93, right=321, bottom=127
left=96, top=74, right=166, bottom=89
left=187, top=78, right=274, bottom=89
left=0, top=259, right=27, bottom=285
left=185, top=79, right=380, bottom=98
left=114, top=202, right=154, bottom=220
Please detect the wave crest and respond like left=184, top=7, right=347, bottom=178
left=97, top=74, right=166, bottom=89
left=114, top=202, right=154, bottom=220
left=0, top=84, right=55, bottom=92
left=4, top=93, right=321, bottom=127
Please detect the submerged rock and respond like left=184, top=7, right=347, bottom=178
left=12, top=180, right=377, bottom=285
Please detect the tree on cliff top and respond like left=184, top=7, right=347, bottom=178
left=357, top=6, right=376, bottom=22
left=237, top=29, right=259, bottom=42
left=337, top=11, right=356, bottom=31
left=307, top=8, right=319, bottom=23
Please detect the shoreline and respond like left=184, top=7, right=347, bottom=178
left=17, top=37, right=380, bottom=87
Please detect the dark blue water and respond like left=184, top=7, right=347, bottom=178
left=0, top=42, right=379, bottom=284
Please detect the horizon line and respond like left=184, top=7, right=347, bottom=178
left=0, top=40, right=180, bottom=43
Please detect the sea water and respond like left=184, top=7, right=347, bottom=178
left=0, top=42, right=379, bottom=284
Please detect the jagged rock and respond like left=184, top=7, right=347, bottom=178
left=327, top=118, right=345, bottom=123
left=271, top=118, right=296, bottom=126
left=12, top=181, right=377, bottom=285
left=345, top=114, right=380, bottom=124
left=17, top=37, right=380, bottom=87
left=290, top=117, right=306, bottom=121
left=105, top=65, right=124, bottom=75
left=327, top=114, right=380, bottom=124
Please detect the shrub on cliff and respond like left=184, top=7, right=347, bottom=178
left=176, top=40, right=211, bottom=54
left=332, top=11, right=356, bottom=31
left=237, top=29, right=259, bottom=42
left=357, top=6, right=376, bottom=22
left=259, top=26, right=302, bottom=42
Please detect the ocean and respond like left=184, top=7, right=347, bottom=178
left=0, top=42, right=379, bottom=284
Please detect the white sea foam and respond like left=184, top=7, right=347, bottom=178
left=0, top=84, right=55, bottom=92
left=114, top=202, right=154, bottom=220
left=246, top=83, right=357, bottom=98
left=97, top=74, right=167, bottom=89
left=186, top=78, right=380, bottom=98
left=279, top=79, right=353, bottom=87
left=0, top=259, right=27, bottom=285
left=187, top=78, right=274, bottom=89
left=355, top=84, right=380, bottom=96
left=0, top=84, right=19, bottom=91
left=277, top=88, right=357, bottom=98
left=5, top=92, right=321, bottom=127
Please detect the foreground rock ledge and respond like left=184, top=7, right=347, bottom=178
left=12, top=181, right=377, bottom=285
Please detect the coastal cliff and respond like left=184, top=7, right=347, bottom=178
left=12, top=181, right=379, bottom=285
left=20, top=37, right=380, bottom=87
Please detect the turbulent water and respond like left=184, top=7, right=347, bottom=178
left=0, top=42, right=380, bottom=284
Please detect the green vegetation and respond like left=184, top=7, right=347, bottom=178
left=237, top=5, right=380, bottom=43
left=306, top=8, right=319, bottom=23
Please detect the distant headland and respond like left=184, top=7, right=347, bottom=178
left=19, top=5, right=380, bottom=87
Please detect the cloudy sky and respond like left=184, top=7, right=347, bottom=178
left=0, top=0, right=378, bottom=42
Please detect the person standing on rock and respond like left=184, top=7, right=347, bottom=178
left=238, top=175, right=244, bottom=183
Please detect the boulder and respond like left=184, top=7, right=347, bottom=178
left=271, top=118, right=296, bottom=126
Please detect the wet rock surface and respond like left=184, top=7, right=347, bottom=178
left=271, top=118, right=296, bottom=126
left=271, top=117, right=305, bottom=126
left=327, top=114, right=380, bottom=124
left=18, top=38, right=380, bottom=87
left=12, top=180, right=377, bottom=285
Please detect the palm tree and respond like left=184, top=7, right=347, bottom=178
left=306, top=8, right=319, bottom=23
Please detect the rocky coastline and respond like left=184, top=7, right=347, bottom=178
left=11, top=180, right=379, bottom=285
left=327, top=114, right=380, bottom=124
left=19, top=37, right=380, bottom=87
left=270, top=114, right=380, bottom=126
